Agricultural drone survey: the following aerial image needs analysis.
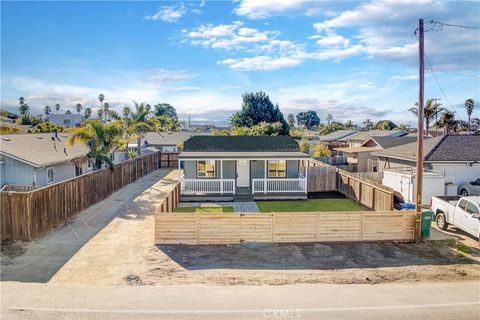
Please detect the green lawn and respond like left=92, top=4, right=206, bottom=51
left=174, top=207, right=234, bottom=213
left=256, top=199, right=366, bottom=212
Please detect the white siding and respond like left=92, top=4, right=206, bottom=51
left=431, top=163, right=480, bottom=186
left=35, top=162, right=76, bottom=186
left=0, top=156, right=35, bottom=186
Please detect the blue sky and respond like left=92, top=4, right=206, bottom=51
left=1, top=0, right=479, bottom=126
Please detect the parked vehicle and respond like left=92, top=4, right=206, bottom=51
left=431, top=196, right=480, bottom=239
left=458, top=178, right=480, bottom=196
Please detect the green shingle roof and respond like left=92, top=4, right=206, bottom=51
left=183, top=136, right=300, bottom=152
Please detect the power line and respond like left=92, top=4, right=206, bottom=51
left=424, top=53, right=453, bottom=109
left=430, top=70, right=480, bottom=78
left=427, top=20, right=480, bottom=31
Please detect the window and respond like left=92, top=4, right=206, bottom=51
left=63, top=119, right=71, bottom=126
left=465, top=202, right=479, bottom=215
left=75, top=164, right=83, bottom=177
left=109, top=153, right=115, bottom=162
left=458, top=199, right=468, bottom=211
left=47, top=168, right=55, bottom=184
left=87, top=159, right=93, bottom=168
left=268, top=160, right=286, bottom=178
left=197, top=160, right=215, bottom=178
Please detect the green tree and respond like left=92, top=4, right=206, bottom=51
left=436, top=111, right=457, bottom=134
left=408, top=99, right=444, bottom=136
left=84, top=107, right=92, bottom=119
left=154, top=103, right=177, bottom=119
left=248, top=121, right=283, bottom=135
left=75, top=103, right=83, bottom=115
left=465, top=99, right=475, bottom=133
left=211, top=129, right=230, bottom=136
left=374, top=120, right=397, bottom=130
left=396, top=123, right=409, bottom=131
left=98, top=93, right=105, bottom=122
left=44, top=105, right=52, bottom=118
left=18, top=97, right=29, bottom=117
left=326, top=113, right=334, bottom=125
left=318, top=122, right=345, bottom=135
left=123, top=106, right=132, bottom=119
left=65, top=110, right=72, bottom=114
left=313, top=143, right=332, bottom=157
left=344, top=120, right=355, bottom=129
left=287, top=113, right=295, bottom=128
left=296, top=111, right=320, bottom=130
left=0, top=125, right=20, bottom=134
left=68, top=119, right=131, bottom=170
left=363, top=119, right=373, bottom=131
left=28, top=122, right=65, bottom=133
left=55, top=104, right=61, bottom=112
left=299, top=138, right=310, bottom=154
left=230, top=91, right=289, bottom=135
left=127, top=102, right=153, bottom=155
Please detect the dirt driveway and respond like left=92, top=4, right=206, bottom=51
left=1, top=169, right=175, bottom=283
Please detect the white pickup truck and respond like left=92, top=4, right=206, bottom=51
left=431, top=196, right=480, bottom=239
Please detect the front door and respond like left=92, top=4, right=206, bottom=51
left=236, top=160, right=250, bottom=187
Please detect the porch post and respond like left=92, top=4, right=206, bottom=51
left=264, top=159, right=267, bottom=194
left=220, top=159, right=223, bottom=195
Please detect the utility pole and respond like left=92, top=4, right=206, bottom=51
left=415, top=18, right=424, bottom=243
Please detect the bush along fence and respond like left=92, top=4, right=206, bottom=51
left=1, top=152, right=178, bottom=241
left=154, top=172, right=415, bottom=245
left=306, top=159, right=394, bottom=211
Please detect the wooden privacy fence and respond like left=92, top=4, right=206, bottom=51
left=156, top=210, right=416, bottom=245
left=307, top=159, right=394, bottom=211
left=1, top=152, right=179, bottom=241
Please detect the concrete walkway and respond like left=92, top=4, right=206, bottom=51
left=1, top=169, right=174, bottom=283
left=177, top=201, right=260, bottom=212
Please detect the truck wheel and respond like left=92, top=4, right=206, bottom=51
left=460, top=189, right=469, bottom=196
left=436, top=212, right=448, bottom=230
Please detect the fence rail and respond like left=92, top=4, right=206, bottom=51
left=1, top=152, right=179, bottom=241
left=180, top=178, right=235, bottom=194
left=252, top=178, right=307, bottom=194
left=156, top=210, right=416, bottom=245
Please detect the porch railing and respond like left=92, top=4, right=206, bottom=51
left=252, top=178, right=307, bottom=194
left=180, top=177, right=235, bottom=195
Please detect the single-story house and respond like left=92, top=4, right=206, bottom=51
left=143, top=131, right=209, bottom=153
left=373, top=135, right=480, bottom=201
left=317, top=130, right=358, bottom=154
left=333, top=136, right=418, bottom=172
left=0, top=133, right=91, bottom=187
left=178, top=136, right=309, bottom=201
left=48, top=114, right=83, bottom=128
left=346, top=130, right=407, bottom=147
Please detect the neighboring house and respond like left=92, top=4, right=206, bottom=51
left=178, top=136, right=309, bottom=201
left=346, top=130, right=407, bottom=147
left=333, top=136, right=418, bottom=172
left=317, top=130, right=358, bottom=153
left=0, top=133, right=90, bottom=187
left=144, top=131, right=210, bottom=152
left=373, top=135, right=480, bottom=203
left=48, top=114, right=83, bottom=128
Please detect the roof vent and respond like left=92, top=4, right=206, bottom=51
left=1, top=138, right=10, bottom=141
left=36, top=136, right=43, bottom=139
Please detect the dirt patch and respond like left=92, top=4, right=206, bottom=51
left=137, top=240, right=480, bottom=286
left=1, top=240, right=28, bottom=266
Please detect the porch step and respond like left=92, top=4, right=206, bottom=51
left=234, top=194, right=254, bottom=202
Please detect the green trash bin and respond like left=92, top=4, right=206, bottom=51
left=421, top=210, right=433, bottom=238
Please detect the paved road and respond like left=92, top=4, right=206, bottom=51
left=1, top=169, right=173, bottom=283
left=1, top=281, right=479, bottom=319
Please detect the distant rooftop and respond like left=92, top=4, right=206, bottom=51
left=317, top=129, right=358, bottom=142
left=346, top=130, right=407, bottom=141
left=144, top=131, right=210, bottom=146
left=0, top=133, right=88, bottom=167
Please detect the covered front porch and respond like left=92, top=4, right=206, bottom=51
left=178, top=158, right=308, bottom=199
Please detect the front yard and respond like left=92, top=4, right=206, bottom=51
left=256, top=198, right=365, bottom=212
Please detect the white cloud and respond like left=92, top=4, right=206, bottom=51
left=184, top=21, right=276, bottom=51
left=146, top=69, right=198, bottom=83
left=234, top=0, right=334, bottom=19
left=145, top=4, right=187, bottom=22
left=219, top=56, right=301, bottom=71
left=316, top=34, right=350, bottom=47
left=390, top=74, right=417, bottom=81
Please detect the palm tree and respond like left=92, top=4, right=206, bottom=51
left=287, top=113, right=295, bottom=128
left=19, top=97, right=25, bottom=106
left=55, top=104, right=61, bottom=113
left=18, top=97, right=29, bottom=117
left=68, top=119, right=132, bottom=170
left=436, top=111, right=457, bottom=134
left=84, top=107, right=92, bottom=119
left=408, top=99, right=444, bottom=136
left=97, top=109, right=103, bottom=120
left=75, top=103, right=83, bottom=115
left=465, top=99, right=475, bottom=133
left=326, top=113, right=334, bottom=125
left=103, top=102, right=110, bottom=121
left=363, top=119, right=373, bottom=131
left=98, top=93, right=105, bottom=122
left=123, top=106, right=132, bottom=119
left=127, top=102, right=152, bottom=156
left=44, top=105, right=51, bottom=117
left=344, top=120, right=355, bottom=129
